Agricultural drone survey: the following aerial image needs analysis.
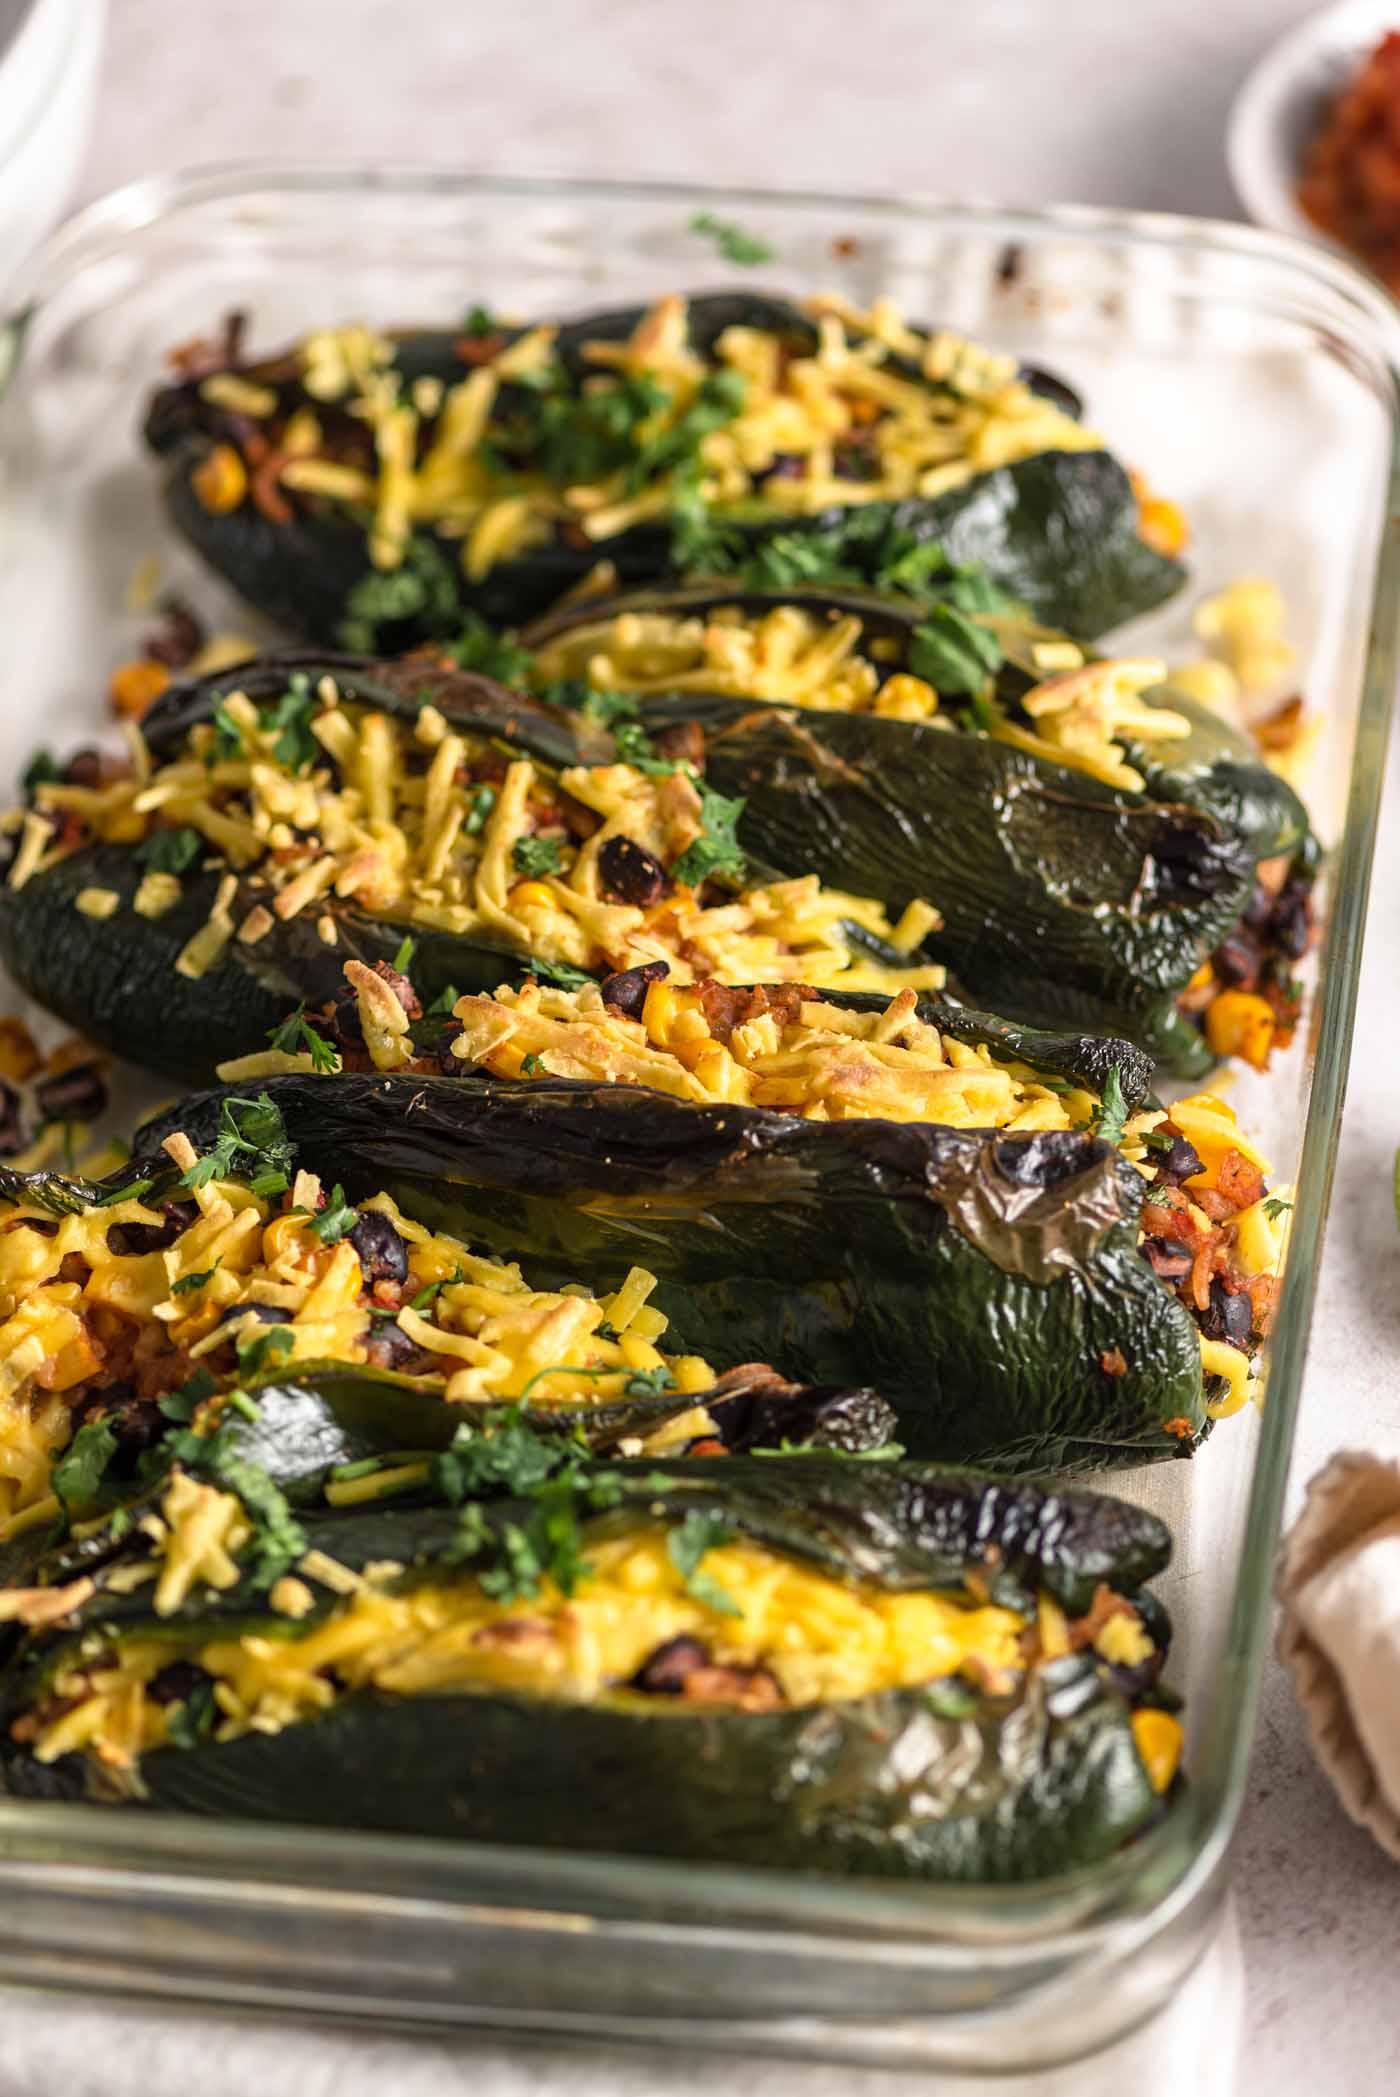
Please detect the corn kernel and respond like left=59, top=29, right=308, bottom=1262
left=1204, top=990, right=1275, bottom=1072
left=1131, top=1708, right=1184, bottom=1794
left=191, top=443, right=248, bottom=515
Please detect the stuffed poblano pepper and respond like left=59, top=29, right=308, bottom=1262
left=1, top=650, right=954, bottom=1085
left=523, top=582, right=1318, bottom=1074
left=141, top=290, right=1185, bottom=648
left=0, top=1123, right=892, bottom=1570
left=134, top=968, right=1290, bottom=1467
left=0, top=1431, right=1183, bottom=1882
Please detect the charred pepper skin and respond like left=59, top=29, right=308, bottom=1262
left=130, top=1071, right=1210, bottom=1470
left=142, top=291, right=1185, bottom=649
left=524, top=582, right=1314, bottom=1075
left=0, top=1459, right=1177, bottom=1883
left=0, top=647, right=1157, bottom=1096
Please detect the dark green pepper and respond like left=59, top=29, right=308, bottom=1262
left=143, top=291, right=1184, bottom=648
left=0, top=1452, right=1178, bottom=1882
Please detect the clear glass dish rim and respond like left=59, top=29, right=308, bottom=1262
left=0, top=161, right=1395, bottom=1964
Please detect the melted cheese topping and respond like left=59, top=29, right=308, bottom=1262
left=227, top=294, right=1099, bottom=583
left=26, top=681, right=945, bottom=998
left=450, top=976, right=1105, bottom=1133
left=0, top=1178, right=715, bottom=1529
left=30, top=1526, right=1040, bottom=1767
left=532, top=603, right=1193, bottom=793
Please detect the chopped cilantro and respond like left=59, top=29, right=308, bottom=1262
left=21, top=749, right=58, bottom=799
left=171, top=1262, right=219, bottom=1296
left=208, top=700, right=245, bottom=764
left=908, top=605, right=1005, bottom=694
left=688, top=212, right=774, bottom=267
left=619, top=1364, right=675, bottom=1398
left=51, top=1417, right=118, bottom=1514
left=166, top=1682, right=217, bottom=1750
left=665, top=1509, right=742, bottom=1617
left=259, top=673, right=319, bottom=773
left=1092, top=1069, right=1130, bottom=1150
left=234, top=1322, right=295, bottom=1378
left=432, top=1409, right=568, bottom=1504
left=464, top=784, right=496, bottom=836
left=463, top=304, right=496, bottom=337
left=338, top=538, right=461, bottom=653
left=158, top=1367, right=220, bottom=1425
left=628, top=370, right=745, bottom=493
left=529, top=957, right=593, bottom=991
left=672, top=783, right=747, bottom=887
left=180, top=1093, right=295, bottom=1196
left=445, top=613, right=533, bottom=686
left=267, top=1004, right=341, bottom=1073
left=310, top=1183, right=357, bottom=1245
left=519, top=1053, right=545, bottom=1078
left=138, top=826, right=202, bottom=875
left=512, top=834, right=564, bottom=878
left=211, top=1456, right=307, bottom=1588
left=1262, top=1195, right=1293, bottom=1222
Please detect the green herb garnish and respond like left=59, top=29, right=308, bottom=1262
left=310, top=1184, right=357, bottom=1245
left=234, top=1322, right=295, bottom=1379
left=51, top=1417, right=118, bottom=1514
left=267, top=1004, right=341, bottom=1073
left=138, top=826, right=203, bottom=875
left=665, top=1509, right=742, bottom=1617
left=672, top=783, right=746, bottom=887
left=166, top=1682, right=218, bottom=1750
left=513, top=834, right=564, bottom=878
left=908, top=605, right=1005, bottom=695
left=445, top=612, right=533, bottom=686
left=391, top=933, right=416, bottom=974
left=259, top=672, right=319, bottom=773
left=1092, top=1069, right=1130, bottom=1150
left=180, top=1093, right=295, bottom=1197
left=171, top=1262, right=219, bottom=1297
left=688, top=212, right=774, bottom=266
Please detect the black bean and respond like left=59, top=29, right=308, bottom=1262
left=1201, top=1277, right=1253, bottom=1347
left=1211, top=928, right=1261, bottom=988
left=362, top=1319, right=419, bottom=1371
left=631, top=1636, right=710, bottom=1695
left=1241, top=883, right=1275, bottom=932
left=35, top=1063, right=108, bottom=1126
left=598, top=835, right=667, bottom=907
left=148, top=1660, right=215, bottom=1707
left=1155, top=1136, right=1203, bottom=1184
left=108, top=1198, right=199, bottom=1256
left=598, top=960, right=670, bottom=1020
left=142, top=601, right=205, bottom=670
left=1144, top=1240, right=1192, bottom=1284
left=1270, top=891, right=1313, bottom=960
left=60, top=748, right=104, bottom=790
left=348, top=1210, right=409, bottom=1285
left=216, top=1302, right=293, bottom=1329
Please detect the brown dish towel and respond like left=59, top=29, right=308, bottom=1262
left=1277, top=1449, right=1400, bottom=1860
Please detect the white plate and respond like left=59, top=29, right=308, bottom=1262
left=1228, top=0, right=1400, bottom=248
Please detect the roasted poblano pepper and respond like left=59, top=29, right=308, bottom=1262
left=524, top=583, right=1317, bottom=1073
left=125, top=1048, right=1272, bottom=1469
left=0, top=1442, right=1182, bottom=1882
left=0, top=1143, right=893, bottom=1575
left=2, top=648, right=1157, bottom=1085
left=142, top=290, right=1184, bottom=649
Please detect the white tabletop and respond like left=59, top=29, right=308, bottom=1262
left=22, top=1, right=1397, bottom=2089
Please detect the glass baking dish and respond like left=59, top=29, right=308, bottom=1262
left=0, top=167, right=1394, bottom=2075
